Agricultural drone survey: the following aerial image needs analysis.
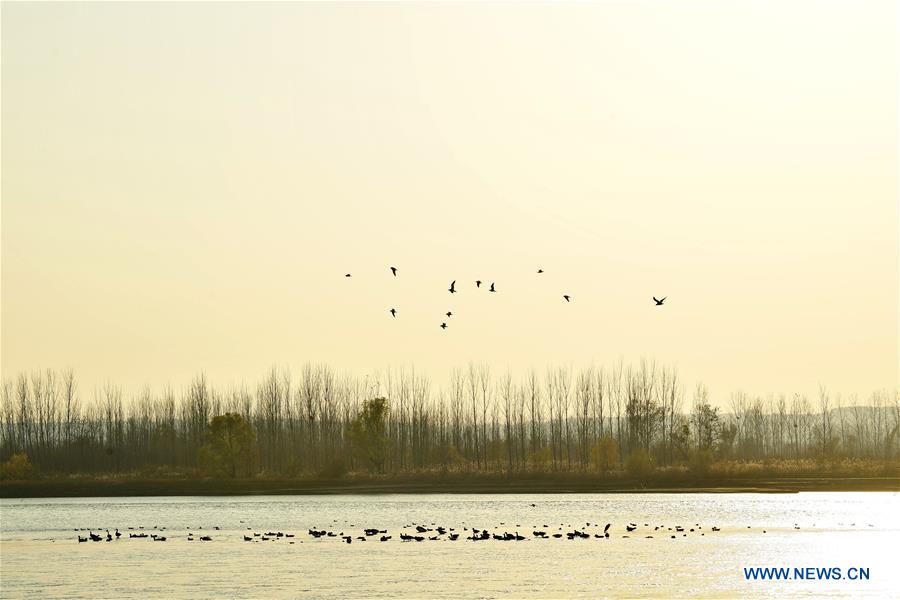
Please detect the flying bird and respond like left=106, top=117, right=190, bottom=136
left=537, top=269, right=544, bottom=274
left=440, top=322, right=448, bottom=330
left=446, top=311, right=453, bottom=317
left=563, top=295, right=571, bottom=302
left=390, top=267, right=397, bottom=276
left=390, top=308, right=397, bottom=317
left=475, top=280, right=482, bottom=288
left=653, top=296, right=667, bottom=306
left=345, top=273, right=351, bottom=278
left=489, top=283, right=496, bottom=292
left=449, top=280, right=457, bottom=294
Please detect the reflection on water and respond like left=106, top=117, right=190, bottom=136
left=1, top=493, right=897, bottom=598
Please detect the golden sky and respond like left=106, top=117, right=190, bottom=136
left=2, top=2, right=897, bottom=403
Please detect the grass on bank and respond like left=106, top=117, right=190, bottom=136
left=2, top=452, right=897, bottom=497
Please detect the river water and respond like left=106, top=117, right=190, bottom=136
left=1, top=492, right=897, bottom=598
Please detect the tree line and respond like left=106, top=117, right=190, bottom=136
left=1, top=362, right=898, bottom=478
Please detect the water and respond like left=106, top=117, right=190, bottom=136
left=1, top=493, right=897, bottom=598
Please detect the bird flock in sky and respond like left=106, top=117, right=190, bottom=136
left=344, top=268, right=666, bottom=330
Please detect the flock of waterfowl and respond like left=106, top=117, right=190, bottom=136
left=75, top=524, right=222, bottom=543
left=72, top=519, right=834, bottom=545
left=344, top=266, right=667, bottom=330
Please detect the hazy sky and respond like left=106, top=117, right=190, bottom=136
left=2, top=2, right=897, bottom=405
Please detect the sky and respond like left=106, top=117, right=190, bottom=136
left=1, top=2, right=897, bottom=406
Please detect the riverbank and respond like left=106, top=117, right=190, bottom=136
left=2, top=473, right=897, bottom=498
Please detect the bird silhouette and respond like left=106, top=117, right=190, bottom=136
left=390, top=308, right=397, bottom=318
left=475, top=280, right=482, bottom=288
left=446, top=311, right=453, bottom=317
left=489, top=283, right=496, bottom=292
left=449, top=280, right=457, bottom=294
left=653, top=296, right=667, bottom=306
left=345, top=273, right=351, bottom=278
left=440, top=322, right=448, bottom=329
left=563, top=295, right=571, bottom=302
left=390, top=267, right=397, bottom=276
left=537, top=269, right=544, bottom=273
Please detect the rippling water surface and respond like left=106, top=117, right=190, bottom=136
left=1, top=492, right=897, bottom=598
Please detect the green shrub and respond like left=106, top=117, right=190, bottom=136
left=591, top=437, right=620, bottom=472
left=626, top=448, right=653, bottom=477
left=0, top=452, right=35, bottom=480
left=198, top=413, right=258, bottom=478
left=528, top=446, right=552, bottom=470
